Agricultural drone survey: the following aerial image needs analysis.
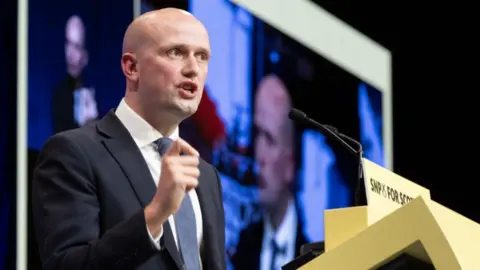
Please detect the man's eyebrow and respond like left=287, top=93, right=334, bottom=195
left=163, top=43, right=210, bottom=54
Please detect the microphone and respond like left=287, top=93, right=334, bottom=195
left=288, top=109, right=357, bottom=155
left=288, top=108, right=367, bottom=206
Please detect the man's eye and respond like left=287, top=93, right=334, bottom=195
left=168, top=48, right=182, bottom=57
left=197, top=53, right=208, bottom=61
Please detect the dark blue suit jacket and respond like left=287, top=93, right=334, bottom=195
left=31, top=110, right=226, bottom=270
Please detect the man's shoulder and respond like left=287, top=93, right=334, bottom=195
left=42, top=123, right=99, bottom=153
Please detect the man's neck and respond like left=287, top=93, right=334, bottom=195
left=266, top=192, right=292, bottom=231
left=124, top=97, right=179, bottom=137
left=67, top=68, right=82, bottom=79
left=154, top=124, right=177, bottom=138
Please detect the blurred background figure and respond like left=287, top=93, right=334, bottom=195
left=231, top=74, right=307, bottom=270
left=51, top=15, right=98, bottom=134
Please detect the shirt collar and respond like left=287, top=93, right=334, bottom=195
left=115, top=98, right=179, bottom=148
left=264, top=199, right=297, bottom=246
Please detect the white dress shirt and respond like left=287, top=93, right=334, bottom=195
left=260, top=199, right=297, bottom=270
left=114, top=98, right=203, bottom=251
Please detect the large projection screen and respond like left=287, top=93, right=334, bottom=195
left=16, top=0, right=392, bottom=269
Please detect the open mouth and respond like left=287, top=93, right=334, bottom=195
left=178, top=81, right=198, bottom=98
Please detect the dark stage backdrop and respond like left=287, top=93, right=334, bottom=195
left=1, top=0, right=17, bottom=268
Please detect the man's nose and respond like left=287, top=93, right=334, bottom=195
left=182, top=55, right=200, bottom=78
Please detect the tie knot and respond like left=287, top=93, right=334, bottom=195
left=154, top=137, right=173, bottom=156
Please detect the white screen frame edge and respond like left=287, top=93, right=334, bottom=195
left=17, top=0, right=28, bottom=268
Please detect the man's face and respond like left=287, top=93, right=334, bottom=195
left=136, top=19, right=210, bottom=121
left=254, top=82, right=293, bottom=207
left=65, top=19, right=87, bottom=77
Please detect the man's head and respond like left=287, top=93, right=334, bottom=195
left=254, top=74, right=295, bottom=208
left=121, top=8, right=210, bottom=134
left=65, top=15, right=88, bottom=78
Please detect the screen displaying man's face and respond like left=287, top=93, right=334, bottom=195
left=254, top=75, right=294, bottom=208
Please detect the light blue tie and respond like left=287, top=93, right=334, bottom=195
left=155, top=138, right=201, bottom=270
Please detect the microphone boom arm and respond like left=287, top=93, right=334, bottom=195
left=288, top=109, right=368, bottom=206
left=324, top=125, right=367, bottom=206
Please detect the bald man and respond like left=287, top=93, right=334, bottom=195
left=231, top=74, right=307, bottom=270
left=32, top=8, right=226, bottom=270
left=52, top=15, right=99, bottom=134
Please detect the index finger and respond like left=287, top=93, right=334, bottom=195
left=166, top=138, right=200, bottom=157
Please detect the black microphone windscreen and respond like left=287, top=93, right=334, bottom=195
left=289, top=108, right=307, bottom=120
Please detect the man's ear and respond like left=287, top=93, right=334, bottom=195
left=121, top=53, right=138, bottom=83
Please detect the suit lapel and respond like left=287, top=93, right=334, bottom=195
left=97, top=111, right=184, bottom=269
left=195, top=170, right=214, bottom=269
left=195, top=161, right=223, bottom=270
left=102, top=135, right=154, bottom=207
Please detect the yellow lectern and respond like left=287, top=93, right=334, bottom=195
left=291, top=158, right=480, bottom=270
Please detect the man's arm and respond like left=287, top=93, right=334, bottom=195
left=31, top=133, right=158, bottom=270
